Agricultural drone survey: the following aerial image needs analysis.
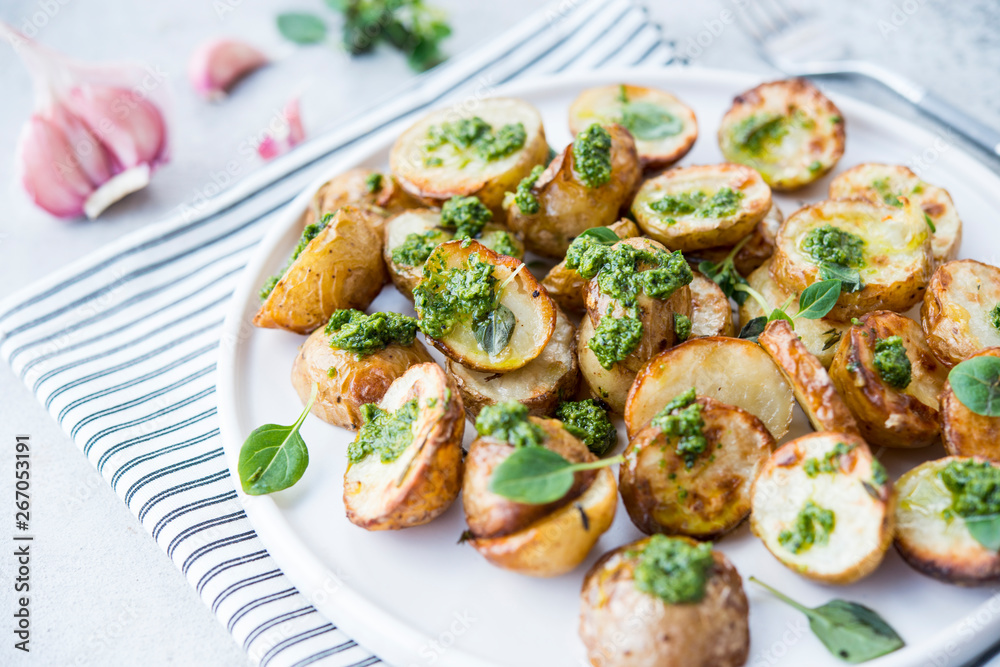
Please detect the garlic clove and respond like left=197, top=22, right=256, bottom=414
left=188, top=39, right=269, bottom=100
left=84, top=164, right=151, bottom=219
left=48, top=102, right=114, bottom=187
left=257, top=97, right=306, bottom=161
left=69, top=85, right=168, bottom=170
left=19, top=115, right=94, bottom=218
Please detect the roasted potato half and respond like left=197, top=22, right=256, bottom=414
left=750, top=432, right=894, bottom=584
left=829, top=163, right=961, bottom=265
left=759, top=319, right=860, bottom=435
left=921, top=260, right=1000, bottom=366
left=894, top=457, right=1000, bottom=585
left=344, top=363, right=464, bottom=530
left=254, top=205, right=388, bottom=334
left=631, top=163, right=772, bottom=252
left=541, top=218, right=639, bottom=313
left=389, top=97, right=549, bottom=212
left=829, top=311, right=948, bottom=448
left=462, top=418, right=617, bottom=577
left=579, top=537, right=749, bottom=667
left=300, top=168, right=421, bottom=230
left=770, top=197, right=933, bottom=320
left=718, top=78, right=845, bottom=191
left=620, top=396, right=774, bottom=538
left=577, top=315, right=635, bottom=414
left=505, top=123, right=642, bottom=257
left=941, top=348, right=1000, bottom=460
left=625, top=337, right=794, bottom=440
left=689, top=271, right=733, bottom=338
left=567, top=84, right=698, bottom=169
left=691, top=201, right=784, bottom=277
left=447, top=307, right=579, bottom=420
left=415, top=240, right=556, bottom=373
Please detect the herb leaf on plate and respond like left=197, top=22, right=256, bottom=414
left=277, top=13, right=328, bottom=44
left=489, top=447, right=623, bottom=505
left=238, top=384, right=316, bottom=495
left=949, top=356, right=1000, bottom=417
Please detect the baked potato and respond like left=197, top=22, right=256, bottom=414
left=718, top=78, right=845, bottom=191
left=689, top=270, right=733, bottom=338
left=921, top=259, right=1000, bottom=366
left=625, top=336, right=794, bottom=440
left=631, top=163, right=772, bottom=252
left=620, top=395, right=774, bottom=538
left=894, top=456, right=1000, bottom=585
left=505, top=123, right=642, bottom=257
left=414, top=240, right=556, bottom=373
left=940, top=347, right=1000, bottom=460
left=829, top=311, right=948, bottom=448
left=579, top=536, right=749, bottom=667
left=690, top=201, right=784, bottom=277
left=300, top=168, right=422, bottom=231
left=462, top=417, right=617, bottom=577
left=254, top=205, right=388, bottom=334
left=750, top=431, right=894, bottom=584
left=577, top=315, right=636, bottom=414
left=770, top=197, right=933, bottom=320
left=389, top=97, right=549, bottom=213
left=447, top=306, right=579, bottom=420
left=758, top=319, right=860, bottom=435
left=344, top=362, right=464, bottom=530
left=567, top=84, right=698, bottom=170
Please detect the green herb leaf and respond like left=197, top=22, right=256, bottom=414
left=698, top=257, right=749, bottom=306
left=489, top=447, right=623, bottom=504
left=797, top=279, right=842, bottom=319
left=474, top=304, right=516, bottom=356
left=818, top=262, right=863, bottom=294
left=768, top=308, right=794, bottom=326
left=620, top=102, right=683, bottom=140
left=739, top=315, right=767, bottom=342
left=965, top=515, right=1000, bottom=551
left=276, top=12, right=328, bottom=44
left=751, top=577, right=905, bottom=664
left=238, top=384, right=316, bottom=495
left=576, top=226, right=620, bottom=246
left=949, top=356, right=1000, bottom=416
left=923, top=212, right=937, bottom=233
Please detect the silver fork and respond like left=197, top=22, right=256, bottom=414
left=737, top=0, right=1000, bottom=158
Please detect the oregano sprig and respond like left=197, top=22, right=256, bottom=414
left=737, top=279, right=841, bottom=342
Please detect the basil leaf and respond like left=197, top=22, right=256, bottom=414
left=620, top=102, right=683, bottom=140
left=965, top=515, right=1000, bottom=551
left=238, top=385, right=316, bottom=495
left=798, top=279, right=842, bottom=319
left=489, top=447, right=623, bottom=504
left=768, top=308, right=794, bottom=326
left=818, top=262, right=863, bottom=294
left=949, top=356, right=1000, bottom=416
left=738, top=316, right=767, bottom=342
left=576, top=226, right=620, bottom=245
left=276, top=13, right=328, bottom=44
left=475, top=304, right=516, bottom=356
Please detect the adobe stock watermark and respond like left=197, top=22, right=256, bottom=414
left=407, top=610, right=477, bottom=666
left=6, top=0, right=74, bottom=42
left=877, top=0, right=928, bottom=39
left=677, top=0, right=749, bottom=63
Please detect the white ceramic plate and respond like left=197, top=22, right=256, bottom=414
left=218, top=67, right=1000, bottom=667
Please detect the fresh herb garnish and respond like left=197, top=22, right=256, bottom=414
left=488, top=445, right=622, bottom=504
left=923, top=212, right=937, bottom=233
left=949, top=356, right=1000, bottom=417
left=365, top=172, right=383, bottom=193
left=474, top=303, right=516, bottom=357
left=276, top=12, right=328, bottom=44
left=698, top=235, right=752, bottom=305
left=735, top=278, right=842, bottom=340
left=238, top=384, right=316, bottom=495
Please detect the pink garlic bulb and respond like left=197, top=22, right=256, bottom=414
left=257, top=97, right=306, bottom=161
left=3, top=22, right=170, bottom=219
left=188, top=38, right=269, bottom=100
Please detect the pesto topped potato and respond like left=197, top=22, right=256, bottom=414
left=300, top=167, right=422, bottom=231
left=941, top=348, right=1000, bottom=461
left=690, top=201, right=784, bottom=277
left=921, top=259, right=1000, bottom=366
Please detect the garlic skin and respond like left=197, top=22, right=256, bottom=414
left=188, top=39, right=269, bottom=100
left=257, top=97, right=306, bottom=161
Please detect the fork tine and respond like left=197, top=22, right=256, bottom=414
left=735, top=2, right=767, bottom=43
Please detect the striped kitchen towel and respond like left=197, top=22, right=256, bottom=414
left=0, top=1, right=674, bottom=665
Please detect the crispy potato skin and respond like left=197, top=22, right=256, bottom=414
left=759, top=319, right=860, bottom=435
left=505, top=124, right=642, bottom=258
left=689, top=271, right=733, bottom=337
left=254, top=205, right=388, bottom=334
left=921, top=260, right=1000, bottom=366
left=631, top=163, right=772, bottom=252
left=542, top=219, right=639, bottom=313
left=941, top=348, right=1000, bottom=461
left=579, top=539, right=749, bottom=667
left=577, top=316, right=636, bottom=414
left=344, top=363, right=464, bottom=530
left=894, top=457, right=1000, bottom=585
left=691, top=202, right=783, bottom=277
left=568, top=84, right=698, bottom=170
left=750, top=432, right=894, bottom=584
left=830, top=311, right=948, bottom=448
left=718, top=78, right=845, bottom=191
left=300, top=168, right=422, bottom=231
left=620, top=397, right=774, bottom=538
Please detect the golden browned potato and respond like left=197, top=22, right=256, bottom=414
left=631, top=163, right=772, bottom=252
left=691, top=202, right=784, bottom=277
left=625, top=337, right=794, bottom=440
left=462, top=418, right=617, bottom=577
left=579, top=536, right=749, bottom=667
left=750, top=432, right=894, bottom=584
left=941, top=348, right=1000, bottom=460
left=505, top=124, right=642, bottom=257
left=758, top=319, right=860, bottom=435
left=829, top=163, right=961, bottom=265
left=447, top=307, right=578, bottom=420
left=770, top=198, right=933, bottom=320
left=894, top=457, right=1000, bottom=585
left=577, top=316, right=635, bottom=414
left=718, top=78, right=845, bottom=191
left=344, top=363, right=464, bottom=530
left=829, top=311, right=948, bottom=448
left=689, top=271, right=733, bottom=338
left=389, top=98, right=549, bottom=213
left=300, top=168, right=422, bottom=230
left=254, top=205, right=388, bottom=334
left=541, top=219, right=639, bottom=313
left=415, top=240, right=555, bottom=373
left=620, top=396, right=774, bottom=538
left=568, top=84, right=698, bottom=170
left=921, top=260, right=1000, bottom=366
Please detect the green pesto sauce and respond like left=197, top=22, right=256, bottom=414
left=801, top=225, right=866, bottom=269
left=512, top=164, right=544, bottom=215
left=324, top=310, right=418, bottom=357
left=731, top=113, right=788, bottom=156
left=631, top=535, right=714, bottom=605
left=778, top=500, right=836, bottom=554
left=873, top=335, right=912, bottom=390
left=365, top=172, right=383, bottom=193
left=564, top=234, right=614, bottom=279
left=651, top=388, right=707, bottom=469
left=424, top=116, right=526, bottom=164
left=555, top=399, right=617, bottom=456
left=573, top=124, right=612, bottom=189
left=673, top=313, right=692, bottom=343
left=479, top=230, right=521, bottom=258
left=441, top=195, right=492, bottom=239
left=414, top=251, right=498, bottom=340
left=620, top=101, right=683, bottom=141
left=803, top=442, right=856, bottom=477
left=475, top=401, right=546, bottom=448
left=589, top=315, right=643, bottom=370
left=348, top=400, right=420, bottom=463
left=596, top=244, right=693, bottom=309
left=939, top=459, right=1000, bottom=519
left=872, top=459, right=888, bottom=486
left=990, top=303, right=1000, bottom=332
left=259, top=213, right=331, bottom=300
left=649, top=187, right=744, bottom=222
left=392, top=229, right=449, bottom=267
left=871, top=177, right=903, bottom=207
